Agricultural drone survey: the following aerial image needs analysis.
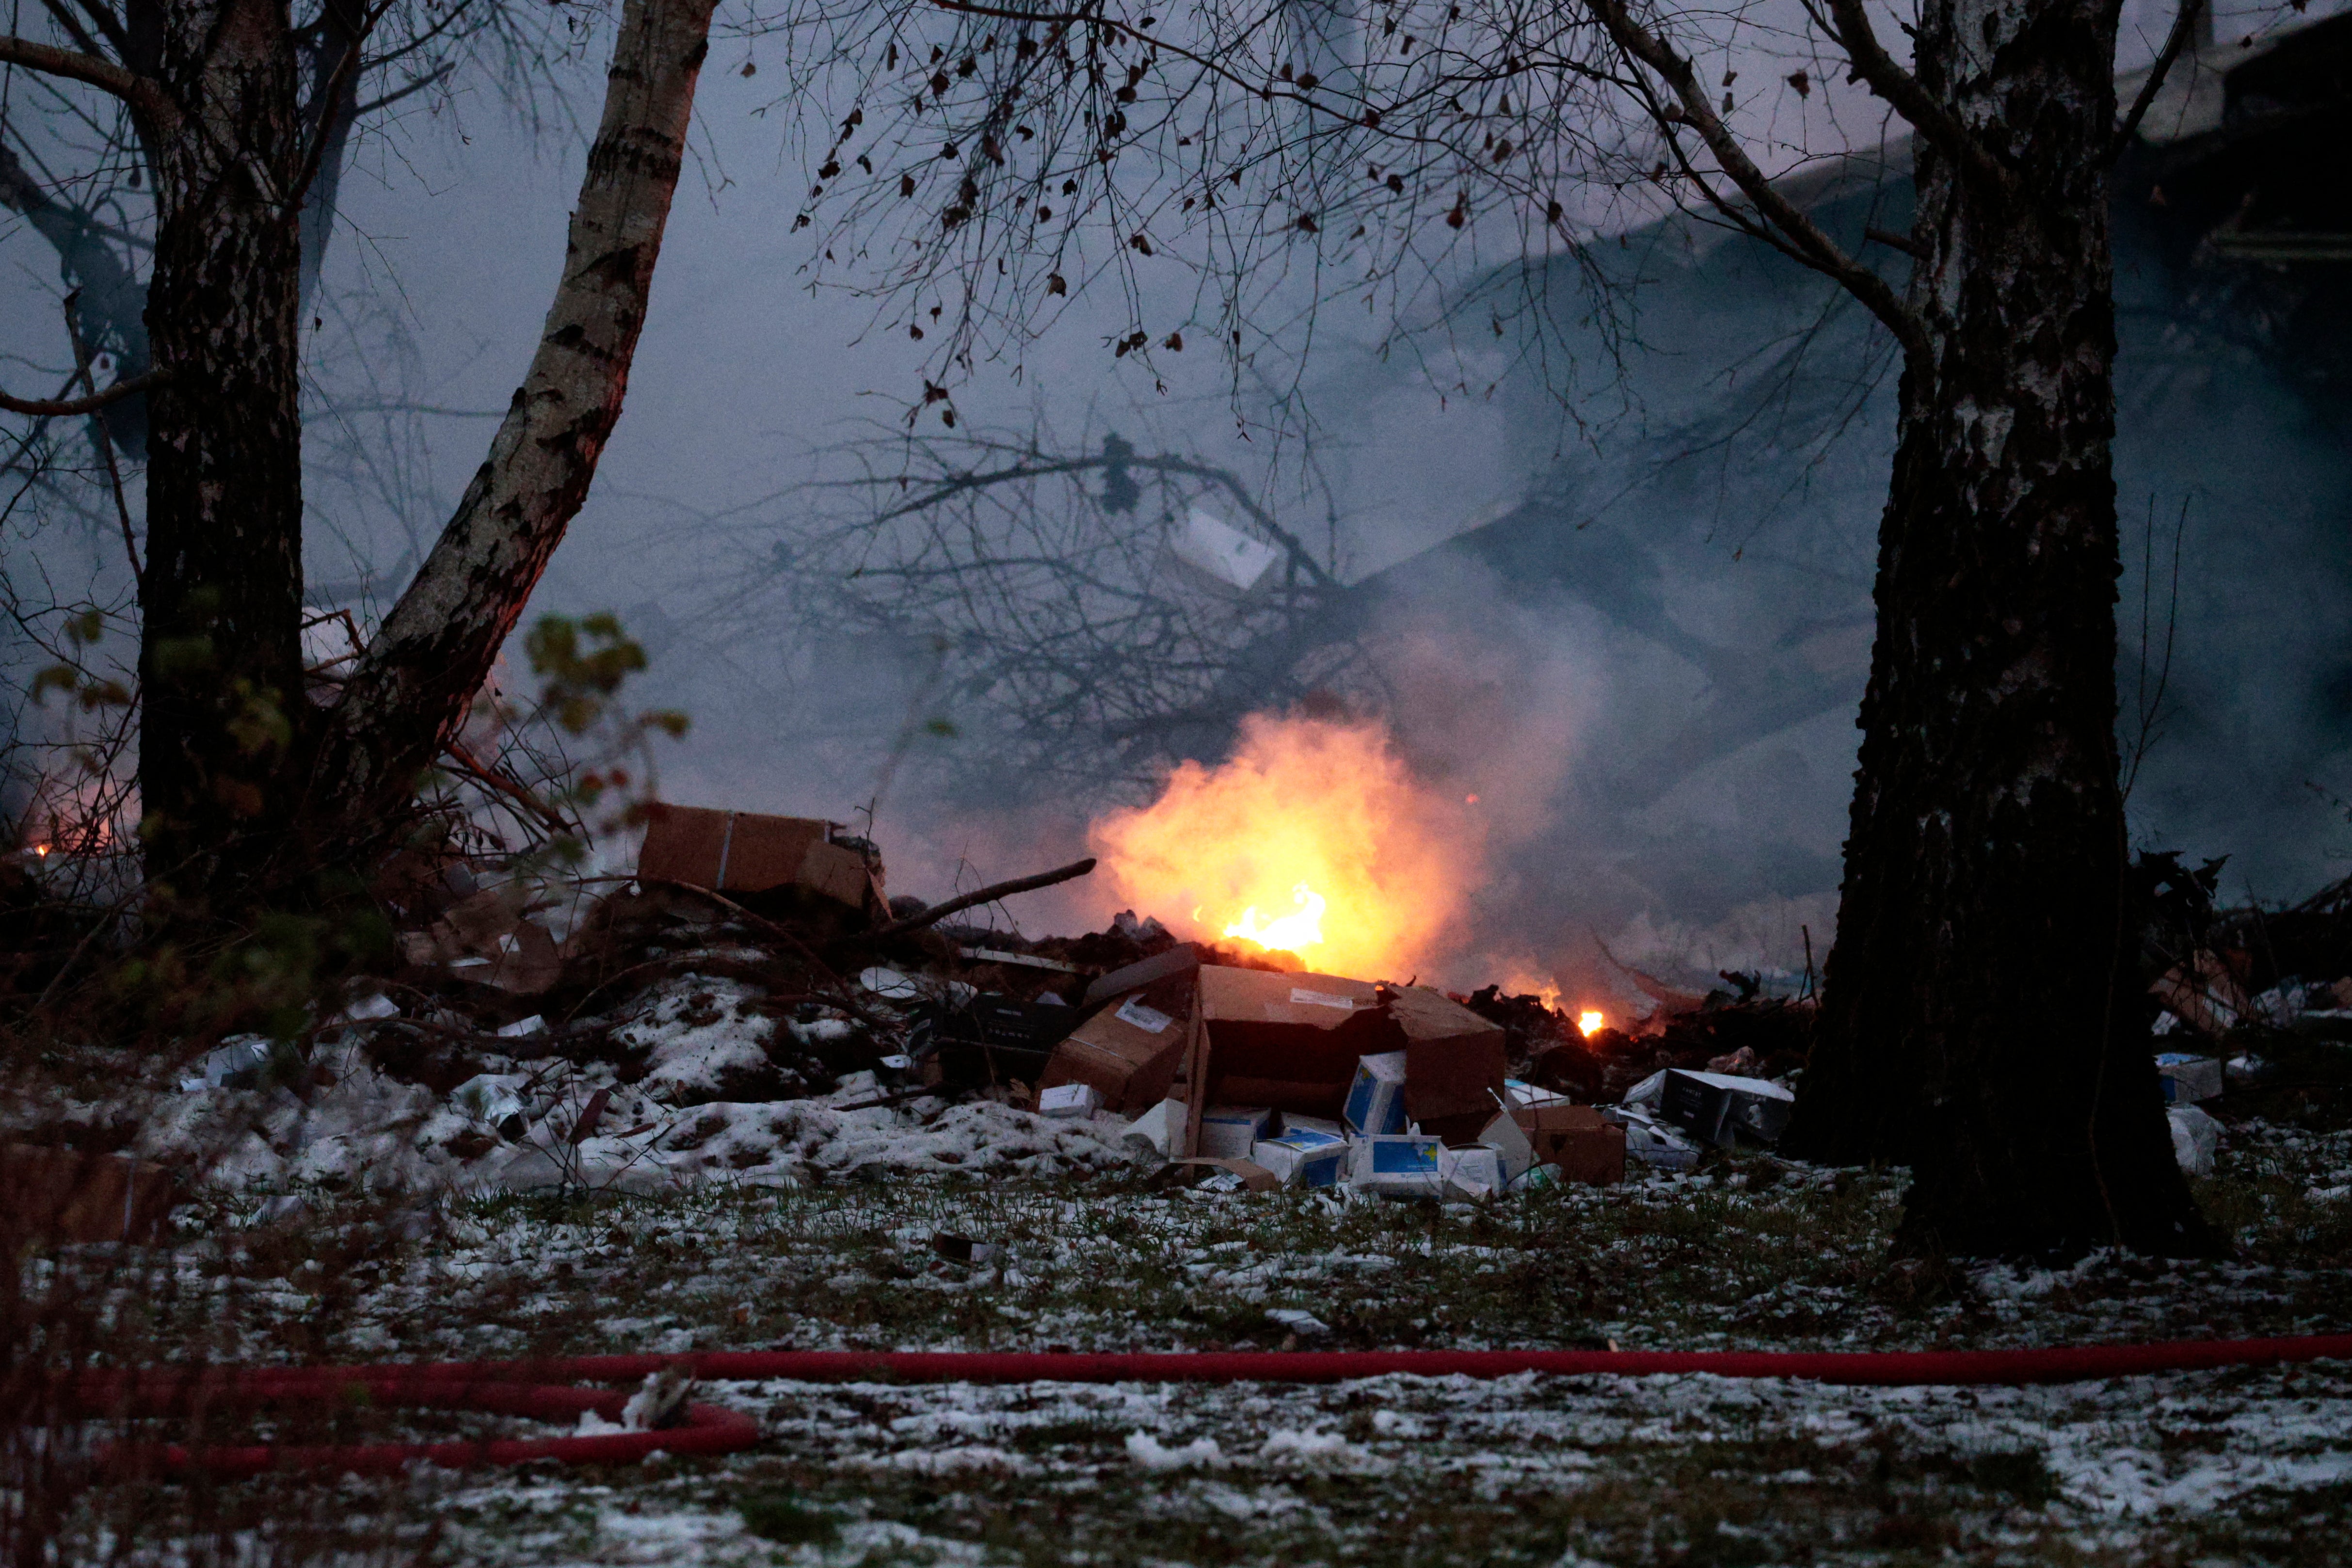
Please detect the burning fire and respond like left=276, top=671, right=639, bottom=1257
left=1578, top=1009, right=1605, bottom=1038
left=1225, top=883, right=1327, bottom=952
left=1088, top=710, right=1479, bottom=977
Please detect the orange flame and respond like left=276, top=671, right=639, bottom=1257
left=1088, top=710, right=1479, bottom=977
left=1578, top=1009, right=1605, bottom=1038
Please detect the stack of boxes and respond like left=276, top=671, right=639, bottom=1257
left=1037, top=950, right=1628, bottom=1196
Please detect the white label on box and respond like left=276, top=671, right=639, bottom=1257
left=1288, top=988, right=1357, bottom=1010
left=1115, top=997, right=1173, bottom=1033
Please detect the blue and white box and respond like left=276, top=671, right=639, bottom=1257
left=1342, top=1051, right=1409, bottom=1137
left=1199, top=1104, right=1276, bottom=1159
left=2155, top=1053, right=2223, bottom=1104
left=1252, top=1128, right=1347, bottom=1187
left=1347, top=1133, right=1445, bottom=1194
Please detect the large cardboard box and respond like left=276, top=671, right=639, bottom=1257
left=1038, top=973, right=1196, bottom=1115
left=1387, top=987, right=1508, bottom=1136
left=637, top=806, right=881, bottom=914
left=1195, top=965, right=1400, bottom=1119
left=1511, top=1104, right=1626, bottom=1186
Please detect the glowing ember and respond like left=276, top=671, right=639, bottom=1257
left=1224, top=882, right=1328, bottom=954
left=1088, top=710, right=1480, bottom=977
left=1578, top=1009, right=1605, bottom=1038
left=32, top=844, right=49, bottom=859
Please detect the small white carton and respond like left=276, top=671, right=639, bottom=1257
left=1342, top=1051, right=1409, bottom=1137
left=1251, top=1128, right=1348, bottom=1188
left=1199, top=1104, right=1276, bottom=1160
left=1038, top=1082, right=1104, bottom=1120
left=1438, top=1144, right=1508, bottom=1199
left=1346, top=1133, right=1446, bottom=1195
left=1277, top=1112, right=1345, bottom=1139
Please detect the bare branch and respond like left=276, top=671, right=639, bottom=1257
left=1816, top=0, right=2012, bottom=199
left=1586, top=0, right=1928, bottom=365
left=2114, top=0, right=2205, bottom=158
left=0, top=367, right=168, bottom=418
left=861, top=857, right=1100, bottom=941
left=0, top=33, right=180, bottom=132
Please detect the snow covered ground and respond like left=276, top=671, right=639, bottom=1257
left=41, top=1111, right=2344, bottom=1565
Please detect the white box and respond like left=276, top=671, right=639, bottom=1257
left=1251, top=1129, right=1347, bottom=1188
left=1342, top=1052, right=1408, bottom=1137
left=2156, top=1053, right=2223, bottom=1104
left=1199, top=1104, right=1275, bottom=1160
left=1346, top=1133, right=1445, bottom=1194
left=1277, top=1112, right=1345, bottom=1139
left=1474, top=1111, right=1536, bottom=1184
left=1438, top=1144, right=1508, bottom=1199
left=1037, top=1082, right=1104, bottom=1120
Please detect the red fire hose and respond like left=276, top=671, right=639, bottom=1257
left=77, top=1333, right=2352, bottom=1477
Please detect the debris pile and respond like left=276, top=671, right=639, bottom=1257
left=20, top=802, right=1827, bottom=1205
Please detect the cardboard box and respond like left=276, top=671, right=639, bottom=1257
left=2156, top=1052, right=2224, bottom=1104
left=1644, top=1069, right=1795, bottom=1149
left=1199, top=1105, right=1275, bottom=1159
left=1196, top=965, right=1400, bottom=1119
left=1277, top=1112, right=1345, bottom=1139
left=1346, top=1133, right=1446, bottom=1195
left=1038, top=971, right=1196, bottom=1114
left=1512, top=1104, right=1626, bottom=1185
left=1387, top=986, right=1508, bottom=1132
left=1342, top=1051, right=1408, bottom=1136
left=636, top=805, right=882, bottom=914
left=1, top=1144, right=177, bottom=1246
left=1251, top=1129, right=1347, bottom=1187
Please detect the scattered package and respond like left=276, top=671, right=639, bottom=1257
left=1626, top=1068, right=1794, bottom=1149
left=1348, top=1134, right=1447, bottom=1196
left=1251, top=1126, right=1348, bottom=1187
left=1199, top=1105, right=1275, bottom=1160
left=1037, top=1082, right=1104, bottom=1120
left=1602, top=1106, right=1703, bottom=1170
left=636, top=805, right=883, bottom=917
left=1342, top=1052, right=1408, bottom=1137
left=179, top=1035, right=275, bottom=1093
left=2155, top=1052, right=2224, bottom=1105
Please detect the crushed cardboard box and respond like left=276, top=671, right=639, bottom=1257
left=1039, top=969, right=1197, bottom=1115
left=636, top=805, right=884, bottom=916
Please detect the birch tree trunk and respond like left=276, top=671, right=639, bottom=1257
left=1783, top=0, right=2214, bottom=1256
left=304, top=0, right=718, bottom=845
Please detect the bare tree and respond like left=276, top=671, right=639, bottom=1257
left=740, top=0, right=2221, bottom=1256
left=1, top=0, right=718, bottom=909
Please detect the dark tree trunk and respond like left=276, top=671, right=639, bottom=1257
left=305, top=0, right=719, bottom=847
left=137, top=0, right=306, bottom=897
left=1784, top=0, right=2216, bottom=1257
